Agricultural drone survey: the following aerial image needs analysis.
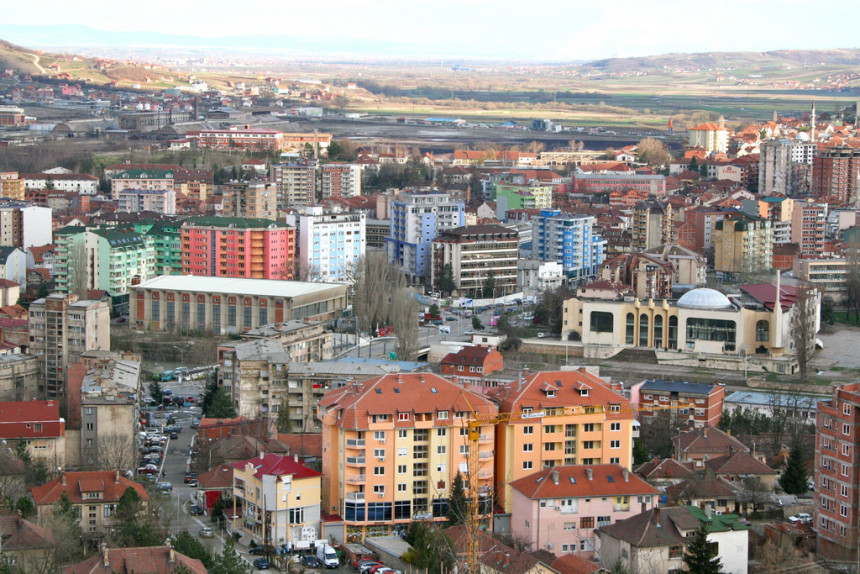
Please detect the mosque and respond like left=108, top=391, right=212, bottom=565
left=560, top=276, right=820, bottom=375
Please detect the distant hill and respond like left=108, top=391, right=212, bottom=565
left=581, top=49, right=860, bottom=73
left=0, top=39, right=40, bottom=74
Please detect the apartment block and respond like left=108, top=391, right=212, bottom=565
left=531, top=210, right=605, bottom=280
left=0, top=173, right=25, bottom=200
left=222, top=182, right=277, bottom=220
left=110, top=169, right=174, bottom=200
left=117, top=188, right=176, bottom=215
left=20, top=173, right=99, bottom=195
left=286, top=207, right=365, bottom=282
left=134, top=219, right=183, bottom=275
left=386, top=192, right=465, bottom=283
left=687, top=123, right=730, bottom=154
left=812, top=146, right=860, bottom=204
left=572, top=173, right=666, bottom=196
left=318, top=373, right=498, bottom=537
left=814, top=383, right=860, bottom=563
left=271, top=162, right=317, bottom=209
left=0, top=201, right=52, bottom=249
left=793, top=257, right=846, bottom=300
left=714, top=214, right=773, bottom=275
left=631, top=200, right=674, bottom=252
left=489, top=369, right=635, bottom=512
left=28, top=294, right=111, bottom=400
left=632, top=380, right=725, bottom=428
left=430, top=224, right=519, bottom=298
left=320, top=163, right=362, bottom=200
left=758, top=139, right=794, bottom=196
left=0, top=400, right=66, bottom=468
left=791, top=200, right=827, bottom=256
left=181, top=216, right=295, bottom=280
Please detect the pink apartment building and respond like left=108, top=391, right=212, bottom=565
left=510, top=465, right=659, bottom=557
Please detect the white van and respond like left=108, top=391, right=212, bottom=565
left=316, top=544, right=339, bottom=568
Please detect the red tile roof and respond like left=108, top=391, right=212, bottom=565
left=510, top=465, right=659, bottom=499
left=197, top=464, right=234, bottom=490
left=441, top=346, right=502, bottom=367
left=232, top=453, right=321, bottom=480
left=673, top=426, right=748, bottom=456
left=552, top=554, right=605, bottom=574
left=705, top=451, right=776, bottom=475
left=319, top=373, right=498, bottom=430
left=634, top=458, right=695, bottom=480
left=30, top=471, right=149, bottom=506
left=0, top=400, right=64, bottom=439
left=63, top=546, right=207, bottom=574
left=740, top=282, right=801, bottom=311
left=0, top=515, right=53, bottom=551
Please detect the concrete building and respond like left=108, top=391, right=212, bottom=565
left=231, top=454, right=322, bottom=548
left=531, top=210, right=605, bottom=280
left=600, top=253, right=674, bottom=300
left=714, top=214, right=773, bottom=275
left=488, top=369, right=635, bottom=512
left=29, top=294, right=111, bottom=400
left=561, top=283, right=819, bottom=375
left=791, top=200, right=827, bottom=257
left=430, top=224, right=519, bottom=298
left=0, top=246, right=27, bottom=286
left=517, top=260, right=565, bottom=298
left=793, top=256, right=846, bottom=300
left=814, top=383, right=860, bottom=563
left=110, top=169, right=174, bottom=200
left=631, top=200, right=674, bottom=252
left=0, top=353, right=41, bottom=402
left=386, top=192, right=465, bottom=284
left=688, top=208, right=731, bottom=252
left=510, top=465, right=659, bottom=557
left=286, top=207, right=365, bottom=282
left=30, top=471, right=148, bottom=537
left=318, top=373, right=498, bottom=537
left=320, top=163, right=362, bottom=200
left=271, top=162, right=317, bottom=209
left=643, top=244, right=707, bottom=289
left=181, top=216, right=296, bottom=280
left=131, top=276, right=347, bottom=333
left=0, top=173, right=25, bottom=200
left=20, top=173, right=99, bottom=195
left=222, top=182, right=277, bottom=220
left=758, top=139, right=794, bottom=196
left=0, top=202, right=52, bottom=249
left=631, top=380, right=725, bottom=428
left=135, top=219, right=183, bottom=276
left=597, top=506, right=749, bottom=574
left=572, top=173, right=666, bottom=196
left=117, top=189, right=176, bottom=215
left=687, top=123, right=730, bottom=154
left=812, top=145, right=860, bottom=204
left=0, top=400, right=66, bottom=468
left=493, top=183, right=553, bottom=219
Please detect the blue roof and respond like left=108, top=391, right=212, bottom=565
left=724, top=390, right=826, bottom=410
left=641, top=379, right=716, bottom=395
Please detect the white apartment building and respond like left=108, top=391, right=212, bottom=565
left=0, top=203, right=52, bottom=249
left=286, top=206, right=366, bottom=282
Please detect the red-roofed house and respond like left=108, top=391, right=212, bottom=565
left=231, top=453, right=322, bottom=547
left=30, top=470, right=148, bottom=537
left=64, top=545, right=207, bottom=574
left=0, top=400, right=65, bottom=467
left=489, top=370, right=635, bottom=512
left=440, top=346, right=503, bottom=377
left=195, top=463, right=234, bottom=514
left=511, top=465, right=659, bottom=557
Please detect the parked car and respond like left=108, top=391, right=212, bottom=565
left=445, top=316, right=457, bottom=322
left=359, top=562, right=382, bottom=574
left=249, top=545, right=276, bottom=556
left=537, top=332, right=546, bottom=338
left=254, top=559, right=270, bottom=570
left=189, top=505, right=204, bottom=516
left=170, top=432, right=179, bottom=440
left=302, top=556, right=322, bottom=568
left=199, top=527, right=214, bottom=538
left=184, top=473, right=198, bottom=484
left=156, top=481, right=173, bottom=492
left=137, top=466, right=159, bottom=475
left=789, top=513, right=812, bottom=524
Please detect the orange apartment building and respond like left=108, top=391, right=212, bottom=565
left=489, top=369, right=636, bottom=512
left=317, top=373, right=497, bottom=539
left=0, top=173, right=24, bottom=200
left=632, top=379, right=725, bottom=428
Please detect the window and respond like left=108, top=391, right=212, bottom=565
left=580, top=516, right=595, bottom=529
left=398, top=429, right=408, bottom=439
left=756, top=320, right=769, bottom=342
left=437, top=445, right=447, bottom=454
left=437, top=428, right=447, bottom=437
left=686, top=318, right=737, bottom=351
left=610, top=457, right=620, bottom=464
left=374, top=431, right=385, bottom=441
left=668, top=315, right=678, bottom=349
left=398, top=447, right=407, bottom=457
left=843, top=403, right=852, bottom=416
left=653, top=314, right=663, bottom=347
left=840, top=505, right=848, bottom=517
left=459, top=445, right=469, bottom=455
left=639, top=314, right=649, bottom=346
left=583, top=423, right=595, bottom=432
left=625, top=313, right=635, bottom=344
left=544, top=443, right=556, bottom=451
left=610, top=440, right=620, bottom=449
left=669, top=545, right=683, bottom=559
left=843, top=423, right=851, bottom=435
left=438, top=410, right=449, bottom=420
left=374, top=449, right=385, bottom=459
left=583, top=441, right=595, bottom=449
left=590, top=311, right=614, bottom=333
left=523, top=443, right=533, bottom=452
left=563, top=522, right=576, bottom=531
left=289, top=508, right=304, bottom=524
left=398, top=413, right=410, bottom=422
left=523, top=426, right=534, bottom=435
left=374, top=466, right=385, bottom=476
left=373, top=485, right=385, bottom=495
left=398, top=483, right=407, bottom=492
left=610, top=422, right=621, bottom=431
left=544, top=425, right=556, bottom=433
left=523, top=461, right=533, bottom=470
left=397, top=465, right=407, bottom=474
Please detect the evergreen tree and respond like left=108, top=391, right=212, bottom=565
left=206, top=388, right=236, bottom=418
left=149, top=380, right=164, bottom=407
left=482, top=270, right=496, bottom=299
left=212, top=538, right=251, bottom=574
left=275, top=407, right=291, bottom=433
left=171, top=531, right=215, bottom=569
left=200, top=375, right=219, bottom=415
left=683, top=524, right=723, bottom=574
left=779, top=442, right=809, bottom=495
left=447, top=472, right=467, bottom=525
left=440, top=263, right=455, bottom=296
left=472, top=316, right=484, bottom=331
left=632, top=438, right=649, bottom=466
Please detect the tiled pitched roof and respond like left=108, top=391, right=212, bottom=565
left=232, top=453, right=321, bottom=480
left=510, top=465, right=659, bottom=499
left=0, top=515, right=53, bottom=550
left=446, top=525, right=557, bottom=574
left=598, top=506, right=699, bottom=548
left=63, top=546, right=207, bottom=574
left=197, top=464, right=234, bottom=489
left=318, top=373, right=498, bottom=430
left=30, top=471, right=149, bottom=505
left=705, top=451, right=776, bottom=475
left=633, top=458, right=694, bottom=480
left=666, top=478, right=740, bottom=503
left=441, top=346, right=501, bottom=367
left=552, top=554, right=604, bottom=574
left=673, top=426, right=748, bottom=455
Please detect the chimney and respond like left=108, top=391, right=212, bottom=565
left=641, top=502, right=647, bottom=513
left=585, top=468, right=592, bottom=481
left=504, top=552, right=510, bottom=567
left=102, top=544, right=109, bottom=567
left=294, top=454, right=299, bottom=463
left=60, top=473, right=66, bottom=486
left=115, top=470, right=120, bottom=484
left=702, top=427, right=708, bottom=438
left=653, top=507, right=661, bottom=525
left=552, top=470, right=559, bottom=485
left=622, top=468, right=629, bottom=482
left=705, top=507, right=712, bottom=519
left=16, top=510, right=22, bottom=528
left=169, top=548, right=176, bottom=564
left=729, top=445, right=734, bottom=454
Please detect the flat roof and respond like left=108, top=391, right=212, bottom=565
left=133, top=275, right=345, bottom=298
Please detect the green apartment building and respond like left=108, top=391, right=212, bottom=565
left=134, top=219, right=183, bottom=275
left=492, top=183, right=553, bottom=218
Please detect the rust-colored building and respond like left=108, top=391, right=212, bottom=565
left=440, top=346, right=504, bottom=377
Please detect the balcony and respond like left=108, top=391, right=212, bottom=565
left=478, top=451, right=493, bottom=460
left=346, top=475, right=366, bottom=484
left=346, top=456, right=366, bottom=466
left=346, top=438, right=366, bottom=448
left=345, top=492, right=365, bottom=502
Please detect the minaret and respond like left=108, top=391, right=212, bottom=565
left=810, top=101, right=816, bottom=144
left=773, top=270, right=783, bottom=350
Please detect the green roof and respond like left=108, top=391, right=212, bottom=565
left=56, top=226, right=87, bottom=236
left=90, top=228, right=146, bottom=247
left=183, top=216, right=289, bottom=229
left=113, top=168, right=174, bottom=179
left=686, top=505, right=750, bottom=532
left=0, top=246, right=19, bottom=259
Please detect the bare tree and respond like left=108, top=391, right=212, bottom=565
left=790, top=286, right=817, bottom=382
left=352, top=253, right=395, bottom=333
left=741, top=477, right=770, bottom=513
left=65, top=236, right=89, bottom=298
left=95, top=433, right=136, bottom=472
left=636, top=137, right=672, bottom=168
left=390, top=287, right=419, bottom=360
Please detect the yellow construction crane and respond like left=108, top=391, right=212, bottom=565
left=461, top=397, right=689, bottom=573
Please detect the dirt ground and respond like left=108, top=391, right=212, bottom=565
left=809, top=324, right=860, bottom=375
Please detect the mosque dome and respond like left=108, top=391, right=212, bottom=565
left=795, top=131, right=810, bottom=141
left=677, top=288, right=733, bottom=310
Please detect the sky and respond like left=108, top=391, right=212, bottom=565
left=2, top=0, right=857, bottom=61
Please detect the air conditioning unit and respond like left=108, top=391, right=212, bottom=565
left=546, top=543, right=553, bottom=550
left=714, top=510, right=723, bottom=515
left=378, top=492, right=385, bottom=498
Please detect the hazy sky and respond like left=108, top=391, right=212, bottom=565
left=3, top=0, right=857, bottom=60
